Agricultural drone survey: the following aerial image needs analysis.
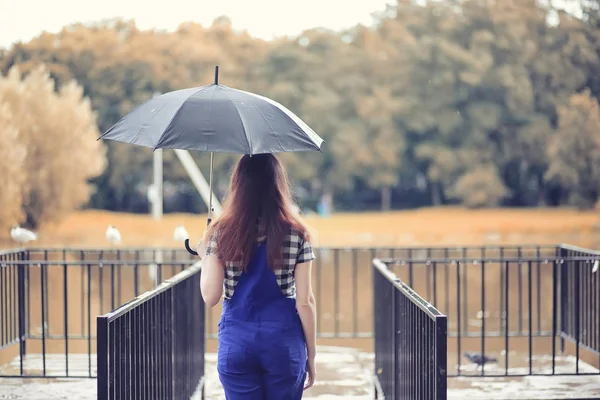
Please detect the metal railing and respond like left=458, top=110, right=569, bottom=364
left=0, top=249, right=27, bottom=376
left=382, top=246, right=600, bottom=377
left=4, top=245, right=550, bottom=349
left=3, top=244, right=598, bottom=382
left=373, top=259, right=447, bottom=400
left=97, top=262, right=205, bottom=400
left=203, top=245, right=556, bottom=340
left=558, top=244, right=600, bottom=370
left=0, top=247, right=197, bottom=378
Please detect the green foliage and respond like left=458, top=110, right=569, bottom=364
left=546, top=89, right=600, bottom=208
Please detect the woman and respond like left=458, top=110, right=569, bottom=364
left=196, top=154, right=317, bottom=399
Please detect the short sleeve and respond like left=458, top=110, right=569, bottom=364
left=296, top=237, right=315, bottom=264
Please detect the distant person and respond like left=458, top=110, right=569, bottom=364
left=317, top=192, right=332, bottom=217
left=197, top=154, right=317, bottom=399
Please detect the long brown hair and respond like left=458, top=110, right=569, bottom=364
left=207, top=154, right=310, bottom=270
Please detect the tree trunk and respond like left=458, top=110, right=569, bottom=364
left=381, top=187, right=392, bottom=211
left=431, top=181, right=441, bottom=206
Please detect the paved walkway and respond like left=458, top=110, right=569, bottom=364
left=204, top=346, right=374, bottom=399
left=447, top=355, right=600, bottom=400
left=4, top=349, right=597, bottom=399
left=0, top=346, right=374, bottom=399
left=448, top=374, right=600, bottom=399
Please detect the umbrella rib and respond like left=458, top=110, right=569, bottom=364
left=222, top=88, right=252, bottom=154
left=244, top=89, right=323, bottom=151
left=153, top=86, right=209, bottom=150
left=129, top=101, right=170, bottom=146
left=251, top=103, right=286, bottom=153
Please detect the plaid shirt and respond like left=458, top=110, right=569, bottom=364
left=205, top=226, right=315, bottom=299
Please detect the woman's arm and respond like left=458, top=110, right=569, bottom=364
left=294, top=260, right=317, bottom=360
left=198, top=238, right=224, bottom=307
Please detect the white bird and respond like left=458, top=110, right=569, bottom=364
left=10, top=225, right=38, bottom=244
left=173, top=224, right=189, bottom=242
left=476, top=310, right=490, bottom=320
left=105, top=225, right=121, bottom=246
left=593, top=260, right=599, bottom=274
left=148, top=263, right=158, bottom=286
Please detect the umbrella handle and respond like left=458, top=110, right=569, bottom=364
left=184, top=239, right=198, bottom=256
left=184, top=217, right=213, bottom=256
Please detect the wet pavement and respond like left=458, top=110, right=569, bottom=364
left=448, top=374, right=600, bottom=399
left=205, top=346, right=374, bottom=399
left=0, top=346, right=374, bottom=399
left=1, top=349, right=599, bottom=399
left=448, top=354, right=600, bottom=399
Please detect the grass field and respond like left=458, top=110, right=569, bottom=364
left=2, top=207, right=599, bottom=249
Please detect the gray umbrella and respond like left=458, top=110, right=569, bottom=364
left=99, top=66, right=325, bottom=254
left=100, top=74, right=323, bottom=154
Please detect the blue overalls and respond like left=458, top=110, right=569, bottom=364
left=217, top=242, right=307, bottom=399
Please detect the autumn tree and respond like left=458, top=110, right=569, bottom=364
left=2, top=2, right=600, bottom=212
left=0, top=103, right=26, bottom=235
left=0, top=19, right=269, bottom=212
left=0, top=66, right=106, bottom=227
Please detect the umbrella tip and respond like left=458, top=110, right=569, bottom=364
left=214, top=65, right=219, bottom=85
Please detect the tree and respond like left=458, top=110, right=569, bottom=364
left=2, top=4, right=600, bottom=212
left=0, top=18, right=269, bottom=212
left=0, top=103, right=26, bottom=235
left=450, top=165, right=510, bottom=208
left=0, top=65, right=106, bottom=227
left=546, top=89, right=600, bottom=207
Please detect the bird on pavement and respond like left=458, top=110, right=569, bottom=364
left=105, top=225, right=121, bottom=246
left=10, top=225, right=38, bottom=245
left=464, top=352, right=497, bottom=367
left=173, top=224, right=189, bottom=242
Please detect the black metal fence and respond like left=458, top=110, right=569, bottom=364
left=0, top=247, right=195, bottom=378
left=97, top=262, right=205, bottom=400
left=0, top=249, right=27, bottom=376
left=3, top=243, right=599, bottom=383
left=381, top=244, right=600, bottom=377
left=4, top=245, right=555, bottom=349
left=558, top=244, right=600, bottom=370
left=203, top=245, right=556, bottom=340
left=373, top=259, right=447, bottom=400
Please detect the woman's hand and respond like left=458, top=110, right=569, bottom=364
left=304, top=356, right=316, bottom=390
left=196, top=235, right=207, bottom=259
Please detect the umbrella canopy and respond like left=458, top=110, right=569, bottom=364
left=100, top=84, right=324, bottom=155
left=99, top=66, right=324, bottom=255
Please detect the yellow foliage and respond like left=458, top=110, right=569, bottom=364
left=0, top=65, right=106, bottom=232
left=0, top=103, right=26, bottom=233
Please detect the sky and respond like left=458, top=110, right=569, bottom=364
left=0, top=0, right=393, bottom=49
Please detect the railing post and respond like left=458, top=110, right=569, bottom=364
left=435, top=315, right=448, bottom=400
left=372, top=260, right=379, bottom=398
left=371, top=259, right=379, bottom=400
left=551, top=253, right=558, bottom=374
left=574, top=259, right=580, bottom=374
left=392, top=282, right=398, bottom=398
left=171, top=282, right=176, bottom=400
left=558, top=246, right=568, bottom=354
left=17, top=251, right=27, bottom=373
left=97, top=316, right=109, bottom=400
left=199, top=270, right=206, bottom=400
